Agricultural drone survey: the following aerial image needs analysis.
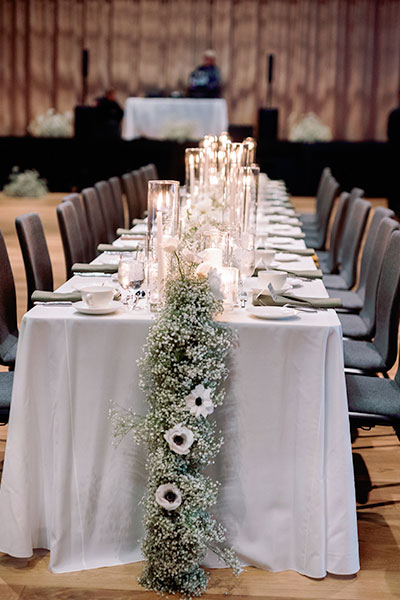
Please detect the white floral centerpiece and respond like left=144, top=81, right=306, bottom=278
left=288, top=112, right=332, bottom=142
left=28, top=108, right=73, bottom=137
left=161, top=119, right=198, bottom=142
left=111, top=236, right=241, bottom=597
left=3, top=166, right=48, bottom=197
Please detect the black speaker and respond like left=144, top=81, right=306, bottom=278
left=74, top=105, right=98, bottom=139
left=258, top=108, right=278, bottom=143
left=82, top=48, right=89, bottom=78
left=268, top=54, right=274, bottom=83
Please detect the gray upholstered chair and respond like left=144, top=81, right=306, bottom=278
left=57, top=201, right=86, bottom=280
left=346, top=370, right=400, bottom=442
left=338, top=217, right=398, bottom=339
left=146, top=162, right=158, bottom=180
left=62, top=193, right=93, bottom=263
left=132, top=169, right=147, bottom=219
left=317, top=192, right=351, bottom=275
left=109, top=176, right=125, bottom=230
left=304, top=175, right=340, bottom=250
left=15, top=213, right=54, bottom=311
left=300, top=167, right=331, bottom=225
left=122, top=172, right=141, bottom=224
left=95, top=181, right=118, bottom=244
left=82, top=187, right=107, bottom=253
left=0, top=230, right=18, bottom=370
left=0, top=371, right=13, bottom=425
left=323, top=197, right=371, bottom=290
left=343, top=230, right=400, bottom=375
left=328, top=206, right=395, bottom=311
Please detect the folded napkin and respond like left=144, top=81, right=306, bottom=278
left=116, top=228, right=146, bottom=236
left=97, top=243, right=138, bottom=253
left=72, top=263, right=118, bottom=274
left=253, top=293, right=342, bottom=309
left=132, top=218, right=146, bottom=225
left=255, top=267, right=323, bottom=279
left=32, top=290, right=82, bottom=303
left=269, top=247, right=316, bottom=256
left=269, top=219, right=303, bottom=227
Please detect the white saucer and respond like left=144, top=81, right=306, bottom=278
left=274, top=253, right=300, bottom=262
left=73, top=300, right=122, bottom=315
left=251, top=283, right=293, bottom=295
left=247, top=306, right=298, bottom=320
left=287, top=277, right=302, bottom=288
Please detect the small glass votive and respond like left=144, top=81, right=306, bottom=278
left=220, top=266, right=239, bottom=311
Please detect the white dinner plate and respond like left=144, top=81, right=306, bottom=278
left=274, top=253, right=300, bottom=262
left=266, top=237, right=293, bottom=245
left=247, top=306, right=298, bottom=320
left=73, top=300, right=122, bottom=315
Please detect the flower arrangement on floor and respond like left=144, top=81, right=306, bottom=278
left=3, top=166, right=48, bottom=197
left=288, top=112, right=332, bottom=142
left=28, top=108, right=73, bottom=137
left=111, top=237, right=241, bottom=598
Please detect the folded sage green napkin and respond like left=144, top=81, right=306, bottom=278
left=253, top=293, right=342, bottom=309
left=254, top=267, right=323, bottom=279
left=270, top=247, right=316, bottom=256
left=32, top=290, right=82, bottom=303
left=116, top=228, right=146, bottom=236
left=97, top=243, right=138, bottom=253
left=72, top=263, right=118, bottom=274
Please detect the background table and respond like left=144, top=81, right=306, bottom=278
left=122, top=98, right=229, bottom=140
left=0, top=255, right=359, bottom=577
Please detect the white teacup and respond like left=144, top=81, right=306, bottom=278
left=258, top=270, right=287, bottom=290
left=255, top=249, right=276, bottom=268
left=81, top=286, right=114, bottom=308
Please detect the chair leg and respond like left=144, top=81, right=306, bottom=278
left=393, top=424, right=400, bottom=443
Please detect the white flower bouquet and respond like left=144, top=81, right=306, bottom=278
left=28, top=108, right=73, bottom=137
left=288, top=112, right=332, bottom=142
left=3, top=166, right=48, bottom=197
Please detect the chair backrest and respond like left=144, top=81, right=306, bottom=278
left=62, top=193, right=93, bottom=263
left=82, top=186, right=107, bottom=252
left=373, top=230, right=400, bottom=371
left=315, top=175, right=339, bottom=248
left=359, top=217, right=398, bottom=336
left=122, top=172, right=141, bottom=224
left=132, top=169, right=147, bottom=219
left=108, top=176, right=125, bottom=229
left=0, top=371, right=13, bottom=424
left=94, top=180, right=117, bottom=243
left=146, top=162, right=158, bottom=180
left=349, top=187, right=365, bottom=201
left=0, top=230, right=18, bottom=369
left=15, top=212, right=53, bottom=311
left=325, top=192, right=351, bottom=273
left=315, top=167, right=331, bottom=219
left=57, top=201, right=86, bottom=280
left=337, top=197, right=371, bottom=289
left=354, top=206, right=395, bottom=301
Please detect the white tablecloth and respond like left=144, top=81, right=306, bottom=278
left=0, top=252, right=359, bottom=577
left=122, top=97, right=229, bottom=140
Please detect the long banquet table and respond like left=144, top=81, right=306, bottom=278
left=0, top=206, right=359, bottom=578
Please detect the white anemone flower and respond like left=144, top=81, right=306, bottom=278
left=162, top=236, right=179, bottom=253
left=155, top=483, right=182, bottom=511
left=185, top=384, right=214, bottom=418
left=195, top=261, right=213, bottom=279
left=208, top=268, right=225, bottom=301
left=164, top=424, right=194, bottom=455
left=181, top=248, right=202, bottom=264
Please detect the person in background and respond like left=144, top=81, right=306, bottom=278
left=387, top=90, right=400, bottom=214
left=188, top=49, right=222, bottom=98
left=95, top=88, right=124, bottom=138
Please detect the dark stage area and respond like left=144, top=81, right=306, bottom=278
left=0, top=136, right=391, bottom=198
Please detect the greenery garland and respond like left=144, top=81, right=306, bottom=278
left=112, top=241, right=241, bottom=598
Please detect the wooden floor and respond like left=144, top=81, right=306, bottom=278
left=0, top=193, right=399, bottom=600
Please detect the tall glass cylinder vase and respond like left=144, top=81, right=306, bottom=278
left=185, top=148, right=204, bottom=200
left=146, top=180, right=180, bottom=309
left=241, top=164, right=260, bottom=235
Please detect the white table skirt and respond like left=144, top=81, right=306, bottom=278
left=0, top=268, right=359, bottom=577
left=122, top=97, right=229, bottom=140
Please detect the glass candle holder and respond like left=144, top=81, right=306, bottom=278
left=241, top=164, right=260, bottom=235
left=146, top=180, right=180, bottom=300
left=220, top=266, right=239, bottom=310
left=185, top=148, right=204, bottom=199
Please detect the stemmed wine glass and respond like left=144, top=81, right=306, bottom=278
left=237, top=248, right=255, bottom=308
left=118, top=251, right=146, bottom=310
